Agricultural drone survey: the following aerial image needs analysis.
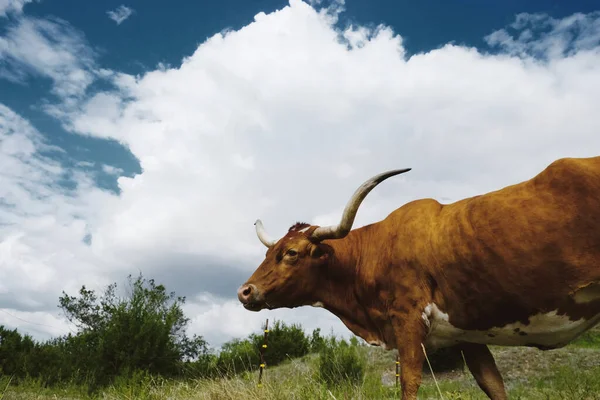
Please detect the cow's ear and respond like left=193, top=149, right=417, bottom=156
left=309, top=243, right=331, bottom=260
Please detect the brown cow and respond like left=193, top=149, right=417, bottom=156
left=237, top=156, right=600, bottom=400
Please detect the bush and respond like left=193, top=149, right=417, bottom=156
left=58, top=274, right=210, bottom=384
left=317, top=337, right=366, bottom=386
left=216, top=319, right=311, bottom=377
left=250, top=320, right=310, bottom=366
left=309, top=328, right=326, bottom=353
left=216, top=339, right=260, bottom=376
left=0, top=273, right=211, bottom=391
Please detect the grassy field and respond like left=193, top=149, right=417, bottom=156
left=2, top=338, right=600, bottom=400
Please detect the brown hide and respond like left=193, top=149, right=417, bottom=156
left=238, top=157, right=600, bottom=400
left=239, top=156, right=600, bottom=398
left=421, top=156, right=600, bottom=332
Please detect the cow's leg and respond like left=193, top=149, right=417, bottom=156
left=398, top=342, right=425, bottom=400
left=393, top=317, right=427, bottom=400
left=460, top=343, right=507, bottom=400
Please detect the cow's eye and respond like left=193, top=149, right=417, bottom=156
left=286, top=249, right=298, bottom=257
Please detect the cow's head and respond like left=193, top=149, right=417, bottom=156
left=237, top=168, right=411, bottom=312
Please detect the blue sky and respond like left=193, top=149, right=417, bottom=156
left=3, top=0, right=598, bottom=193
left=1, top=0, right=599, bottom=347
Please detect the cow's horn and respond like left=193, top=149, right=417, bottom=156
left=254, top=219, right=277, bottom=248
left=310, top=168, right=411, bottom=242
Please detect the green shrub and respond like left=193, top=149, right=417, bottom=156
left=216, top=338, right=260, bottom=376
left=309, top=328, right=326, bottom=353
left=55, top=273, right=210, bottom=390
left=317, top=337, right=366, bottom=386
left=215, top=319, right=311, bottom=377
left=0, top=273, right=211, bottom=393
left=250, top=320, right=310, bottom=366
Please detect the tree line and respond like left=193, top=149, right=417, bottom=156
left=0, top=274, right=462, bottom=392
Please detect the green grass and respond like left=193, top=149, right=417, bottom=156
left=2, top=341, right=600, bottom=400
left=571, top=325, right=600, bottom=349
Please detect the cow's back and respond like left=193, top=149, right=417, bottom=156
left=383, top=156, right=600, bottom=340
left=463, top=156, right=600, bottom=281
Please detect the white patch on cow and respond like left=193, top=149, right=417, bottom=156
left=422, top=310, right=431, bottom=329
left=421, top=303, right=600, bottom=350
left=368, top=340, right=387, bottom=350
left=573, top=283, right=600, bottom=304
left=312, top=301, right=324, bottom=308
left=298, top=226, right=310, bottom=233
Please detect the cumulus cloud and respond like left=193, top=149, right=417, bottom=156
left=485, top=11, right=600, bottom=59
left=0, top=308, right=73, bottom=338
left=0, top=0, right=33, bottom=18
left=0, top=15, right=97, bottom=98
left=185, top=295, right=346, bottom=349
left=102, top=164, right=124, bottom=176
left=0, top=104, right=117, bottom=334
left=107, top=5, right=134, bottom=25
left=2, top=0, right=600, bottom=347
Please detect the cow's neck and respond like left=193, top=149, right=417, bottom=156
left=313, top=228, right=389, bottom=345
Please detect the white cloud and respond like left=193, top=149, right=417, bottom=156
left=76, top=160, right=95, bottom=168
left=185, top=293, right=350, bottom=349
left=107, top=5, right=134, bottom=25
left=3, top=1, right=600, bottom=348
left=0, top=0, right=33, bottom=18
left=0, top=308, right=74, bottom=338
left=0, top=15, right=97, bottom=98
left=102, top=164, right=124, bottom=176
left=485, top=11, right=600, bottom=59
left=0, top=104, right=118, bottom=336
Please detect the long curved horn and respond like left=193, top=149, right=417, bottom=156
left=254, top=219, right=277, bottom=248
left=310, top=168, right=411, bottom=242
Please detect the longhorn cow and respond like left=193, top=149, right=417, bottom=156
left=237, top=156, right=600, bottom=400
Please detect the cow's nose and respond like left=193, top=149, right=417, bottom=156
left=237, top=284, right=257, bottom=303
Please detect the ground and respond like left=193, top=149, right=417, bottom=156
left=3, top=335, right=600, bottom=399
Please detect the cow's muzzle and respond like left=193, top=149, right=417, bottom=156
left=237, top=283, right=264, bottom=311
